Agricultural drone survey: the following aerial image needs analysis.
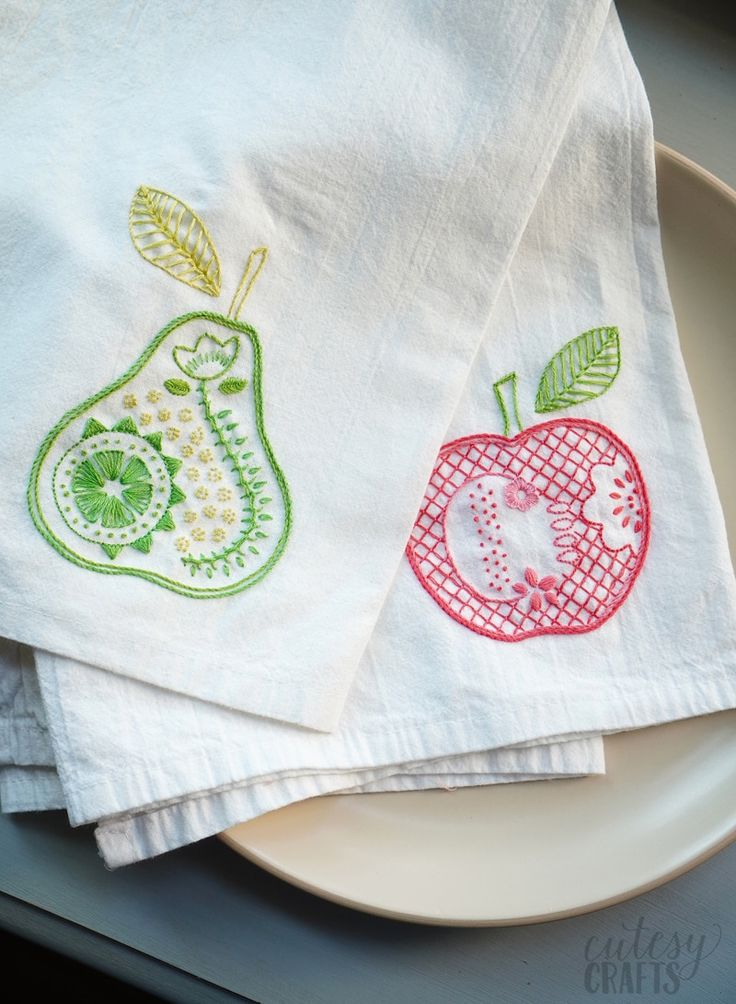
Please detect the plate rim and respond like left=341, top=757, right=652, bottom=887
left=219, top=143, right=736, bottom=927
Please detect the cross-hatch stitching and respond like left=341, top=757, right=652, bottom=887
left=406, top=419, right=650, bottom=642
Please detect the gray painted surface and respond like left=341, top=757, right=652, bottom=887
left=1, top=3, right=735, bottom=1002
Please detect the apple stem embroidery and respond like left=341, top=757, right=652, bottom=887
left=492, top=372, right=523, bottom=436
left=407, top=326, right=650, bottom=641
left=28, top=187, right=291, bottom=598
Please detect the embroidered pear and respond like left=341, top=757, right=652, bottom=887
left=28, top=188, right=290, bottom=598
left=406, top=327, right=650, bottom=641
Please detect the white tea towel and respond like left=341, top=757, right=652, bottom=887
left=0, top=0, right=612, bottom=731
left=15, top=6, right=736, bottom=867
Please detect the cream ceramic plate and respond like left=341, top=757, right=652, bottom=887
left=221, top=146, right=736, bottom=926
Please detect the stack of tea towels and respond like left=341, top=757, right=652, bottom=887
left=1, top=0, right=734, bottom=868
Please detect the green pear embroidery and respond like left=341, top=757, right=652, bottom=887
left=28, top=188, right=291, bottom=598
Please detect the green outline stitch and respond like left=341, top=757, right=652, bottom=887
left=27, top=311, right=292, bottom=599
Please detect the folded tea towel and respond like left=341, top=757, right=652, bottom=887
left=0, top=0, right=612, bottom=731
left=0, top=642, right=604, bottom=822
left=5, top=5, right=734, bottom=870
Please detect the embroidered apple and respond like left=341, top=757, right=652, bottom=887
left=406, top=327, right=650, bottom=641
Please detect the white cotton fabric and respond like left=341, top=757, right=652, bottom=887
left=0, top=0, right=612, bottom=731
left=1, top=4, right=734, bottom=870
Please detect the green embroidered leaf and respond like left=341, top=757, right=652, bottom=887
left=120, top=456, right=150, bottom=485
left=122, top=482, right=153, bottom=515
left=155, top=510, right=175, bottom=531
left=129, top=186, right=221, bottom=296
left=164, top=378, right=191, bottom=396
left=144, top=431, right=163, bottom=451
left=168, top=484, right=186, bottom=506
left=534, top=326, right=620, bottom=414
left=163, top=455, right=182, bottom=477
left=101, top=544, right=123, bottom=560
left=219, top=377, right=248, bottom=395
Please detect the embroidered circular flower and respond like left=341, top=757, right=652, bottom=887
left=172, top=332, right=239, bottom=381
left=54, top=417, right=184, bottom=560
left=192, top=526, right=206, bottom=542
left=217, top=487, right=233, bottom=502
left=208, top=467, right=223, bottom=482
left=158, top=408, right=171, bottom=422
left=139, top=412, right=153, bottom=426
left=222, top=508, right=237, bottom=525
left=212, top=526, right=226, bottom=543
left=175, top=536, right=190, bottom=553
left=183, top=510, right=198, bottom=524
left=608, top=469, right=644, bottom=532
left=186, top=467, right=200, bottom=481
left=180, top=444, right=194, bottom=457
left=166, top=427, right=180, bottom=441
left=512, top=567, right=558, bottom=612
left=199, top=448, right=214, bottom=464
left=146, top=389, right=162, bottom=404
left=123, top=393, right=137, bottom=409
left=203, top=505, right=217, bottom=519
left=178, top=408, right=193, bottom=423
left=194, top=485, right=209, bottom=500
left=190, top=428, right=204, bottom=445
left=503, top=476, right=540, bottom=512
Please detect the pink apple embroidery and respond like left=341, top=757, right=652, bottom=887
left=406, top=327, right=651, bottom=642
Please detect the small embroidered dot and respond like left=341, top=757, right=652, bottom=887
left=186, top=467, right=200, bottom=481
left=166, top=427, right=181, bottom=441
left=147, top=389, right=162, bottom=403
left=192, top=527, right=206, bottom=542
left=194, top=485, right=209, bottom=500
left=178, top=408, right=193, bottom=422
left=199, top=448, right=214, bottom=464
left=175, top=537, right=190, bottom=553
left=183, top=511, right=198, bottom=524
left=212, top=527, right=226, bottom=543
left=208, top=468, right=223, bottom=482
left=217, top=487, right=233, bottom=502
left=203, top=505, right=217, bottom=519
left=222, top=508, right=237, bottom=525
left=180, top=444, right=194, bottom=457
left=190, top=428, right=205, bottom=445
left=158, top=408, right=171, bottom=422
left=123, top=393, right=137, bottom=409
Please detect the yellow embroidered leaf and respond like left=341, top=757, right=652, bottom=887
left=129, top=186, right=221, bottom=296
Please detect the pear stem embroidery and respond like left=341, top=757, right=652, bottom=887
left=228, top=246, right=269, bottom=321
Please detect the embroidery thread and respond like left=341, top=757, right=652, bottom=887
left=406, top=329, right=650, bottom=642
left=28, top=188, right=291, bottom=598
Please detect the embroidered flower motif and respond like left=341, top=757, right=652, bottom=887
left=194, top=485, right=209, bottom=500
left=183, top=510, right=198, bottom=524
left=180, top=444, right=194, bottom=457
left=186, top=467, right=200, bottom=481
left=139, top=412, right=153, bottom=426
left=175, top=536, right=190, bottom=553
left=503, top=476, right=540, bottom=512
left=212, top=526, right=226, bottom=543
left=199, top=448, right=214, bottom=463
left=222, top=508, right=237, bottom=525
left=158, top=408, right=171, bottom=422
left=61, top=417, right=185, bottom=560
left=512, top=567, right=559, bottom=612
left=583, top=462, right=644, bottom=552
left=123, top=393, right=137, bottom=409
left=203, top=505, right=217, bottom=519
left=172, top=332, right=239, bottom=381
left=208, top=467, right=223, bottom=482
left=189, top=428, right=204, bottom=446
left=608, top=469, right=644, bottom=533
left=146, top=389, right=162, bottom=404
left=191, top=526, right=205, bottom=542
left=166, top=427, right=180, bottom=441
left=217, top=487, right=233, bottom=502
left=178, top=408, right=193, bottom=423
